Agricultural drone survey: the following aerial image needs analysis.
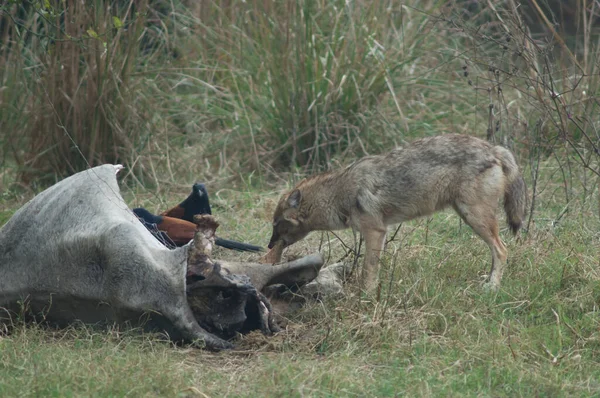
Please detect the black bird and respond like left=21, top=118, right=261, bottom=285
left=161, top=183, right=212, bottom=221
left=133, top=184, right=263, bottom=253
left=132, top=208, right=177, bottom=249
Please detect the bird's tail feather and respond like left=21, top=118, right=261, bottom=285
left=215, top=237, right=264, bottom=253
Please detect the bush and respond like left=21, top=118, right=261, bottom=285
left=157, top=0, right=449, bottom=173
left=0, top=0, right=151, bottom=185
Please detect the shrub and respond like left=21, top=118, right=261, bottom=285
left=0, top=0, right=151, bottom=184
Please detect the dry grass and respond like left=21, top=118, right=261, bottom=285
left=0, top=142, right=599, bottom=395
left=3, top=169, right=598, bottom=396
left=0, top=1, right=159, bottom=184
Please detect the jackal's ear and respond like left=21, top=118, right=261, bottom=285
left=287, top=189, right=301, bottom=208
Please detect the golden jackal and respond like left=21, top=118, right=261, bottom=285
left=266, top=134, right=527, bottom=293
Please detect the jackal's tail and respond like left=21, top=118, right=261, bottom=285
left=493, top=146, right=528, bottom=234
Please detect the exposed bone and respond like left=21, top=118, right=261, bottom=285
left=259, top=240, right=285, bottom=265
left=220, top=253, right=324, bottom=292
left=187, top=214, right=323, bottom=292
left=191, top=215, right=218, bottom=256
left=185, top=214, right=234, bottom=289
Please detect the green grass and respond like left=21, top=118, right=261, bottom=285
left=1, top=170, right=599, bottom=397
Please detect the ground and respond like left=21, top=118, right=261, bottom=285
left=1, top=170, right=599, bottom=397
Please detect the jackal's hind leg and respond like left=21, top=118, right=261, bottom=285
left=453, top=202, right=508, bottom=290
left=361, top=227, right=387, bottom=294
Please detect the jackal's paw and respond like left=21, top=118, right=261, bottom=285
left=482, top=281, right=500, bottom=292
left=360, top=279, right=379, bottom=299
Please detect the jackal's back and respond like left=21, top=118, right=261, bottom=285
left=347, top=134, right=511, bottom=223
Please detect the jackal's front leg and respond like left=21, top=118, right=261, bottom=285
left=361, top=227, right=386, bottom=294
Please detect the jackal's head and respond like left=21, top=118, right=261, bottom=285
left=268, top=189, right=310, bottom=249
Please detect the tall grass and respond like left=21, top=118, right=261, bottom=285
left=152, top=0, right=451, bottom=174
left=443, top=0, right=600, bottom=221
left=0, top=0, right=152, bottom=184
left=213, top=0, right=430, bottom=169
left=0, top=0, right=598, bottom=210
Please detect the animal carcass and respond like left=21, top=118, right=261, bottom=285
left=0, top=165, right=323, bottom=350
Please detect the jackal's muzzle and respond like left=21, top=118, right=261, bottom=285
left=267, top=232, right=280, bottom=249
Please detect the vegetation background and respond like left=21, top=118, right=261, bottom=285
left=0, top=0, right=599, bottom=396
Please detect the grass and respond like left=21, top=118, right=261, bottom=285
left=1, top=166, right=599, bottom=397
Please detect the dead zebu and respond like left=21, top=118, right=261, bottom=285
left=0, top=165, right=324, bottom=350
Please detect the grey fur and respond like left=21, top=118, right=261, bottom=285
left=0, top=164, right=231, bottom=349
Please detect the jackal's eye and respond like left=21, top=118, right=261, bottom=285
left=275, top=219, right=292, bottom=232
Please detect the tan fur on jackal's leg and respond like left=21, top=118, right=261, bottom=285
left=454, top=202, right=508, bottom=290
left=487, top=234, right=508, bottom=288
left=361, top=227, right=387, bottom=293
